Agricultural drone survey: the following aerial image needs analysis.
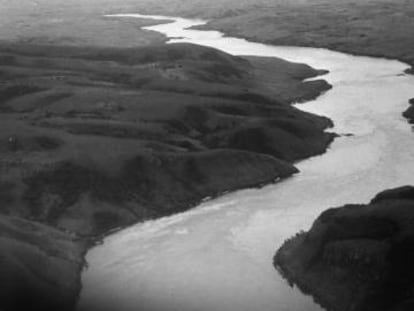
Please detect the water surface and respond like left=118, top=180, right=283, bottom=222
left=78, top=14, right=414, bottom=311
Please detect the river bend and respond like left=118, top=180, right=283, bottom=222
left=78, top=14, right=414, bottom=311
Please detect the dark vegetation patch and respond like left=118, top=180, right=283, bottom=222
left=0, top=42, right=246, bottom=69
left=3, top=135, right=63, bottom=152
left=403, top=98, right=414, bottom=124
left=76, top=43, right=248, bottom=68
left=0, top=54, right=17, bottom=66
left=32, top=136, right=63, bottom=151
left=275, top=186, right=414, bottom=311
left=0, top=85, right=44, bottom=102
left=210, top=104, right=251, bottom=116
left=0, top=215, right=87, bottom=311
left=40, top=121, right=162, bottom=140
left=22, top=150, right=296, bottom=235
left=211, top=91, right=279, bottom=105
left=66, top=124, right=158, bottom=140
left=93, top=211, right=122, bottom=233
left=0, top=182, right=15, bottom=209
left=23, top=162, right=94, bottom=220
left=228, top=127, right=285, bottom=159
left=0, top=85, right=45, bottom=111
left=32, top=92, right=73, bottom=110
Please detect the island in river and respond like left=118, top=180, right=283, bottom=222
left=0, top=40, right=333, bottom=310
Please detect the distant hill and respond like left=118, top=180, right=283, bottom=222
left=4, top=0, right=414, bottom=72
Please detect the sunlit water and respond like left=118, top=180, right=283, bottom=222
left=78, top=14, right=414, bottom=311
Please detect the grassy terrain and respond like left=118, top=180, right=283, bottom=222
left=0, top=42, right=333, bottom=235
left=3, top=0, right=414, bottom=66
left=0, top=41, right=333, bottom=310
left=275, top=186, right=414, bottom=311
left=0, top=215, right=88, bottom=311
left=8, top=0, right=408, bottom=69
left=2, top=1, right=413, bottom=310
left=194, top=0, right=414, bottom=69
left=135, top=0, right=414, bottom=70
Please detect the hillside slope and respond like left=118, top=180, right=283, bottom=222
left=0, top=42, right=333, bottom=236
left=0, top=215, right=87, bottom=311
left=0, top=41, right=333, bottom=310
left=275, top=186, right=414, bottom=311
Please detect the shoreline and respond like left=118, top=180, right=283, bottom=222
left=87, top=174, right=287, bottom=245
left=73, top=15, right=337, bottom=310
left=75, top=12, right=414, bottom=311
left=77, top=13, right=411, bottom=311
left=190, top=23, right=414, bottom=74
left=76, top=80, right=336, bottom=309
left=0, top=31, right=336, bottom=311
left=274, top=187, right=414, bottom=311
left=82, top=122, right=339, bottom=247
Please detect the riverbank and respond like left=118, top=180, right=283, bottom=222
left=275, top=186, right=414, bottom=311
left=2, top=4, right=414, bottom=310
left=119, top=0, right=414, bottom=73
left=403, top=98, right=414, bottom=124
left=78, top=13, right=414, bottom=311
left=4, top=1, right=414, bottom=73
left=0, top=215, right=89, bottom=311
left=0, top=39, right=333, bottom=310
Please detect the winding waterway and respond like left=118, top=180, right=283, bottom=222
left=78, top=14, right=414, bottom=311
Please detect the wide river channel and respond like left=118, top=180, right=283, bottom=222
left=78, top=14, right=414, bottom=311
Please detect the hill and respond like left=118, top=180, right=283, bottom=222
left=275, top=186, right=414, bottom=311
left=0, top=41, right=333, bottom=310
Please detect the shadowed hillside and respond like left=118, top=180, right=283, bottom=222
left=403, top=98, right=414, bottom=124
left=275, top=186, right=414, bottom=311
left=0, top=42, right=333, bottom=235
left=0, top=215, right=88, bottom=311
left=0, top=41, right=333, bottom=310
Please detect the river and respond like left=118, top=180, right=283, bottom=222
left=77, top=14, right=414, bottom=311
